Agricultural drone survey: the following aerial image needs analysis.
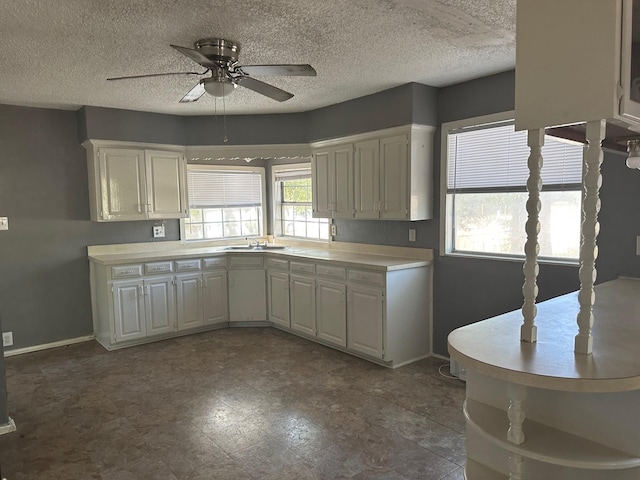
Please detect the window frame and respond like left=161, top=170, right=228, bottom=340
left=271, top=163, right=330, bottom=243
left=440, top=110, right=582, bottom=265
left=181, top=164, right=267, bottom=243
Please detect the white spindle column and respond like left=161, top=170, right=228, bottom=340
left=509, top=454, right=524, bottom=480
left=521, top=129, right=544, bottom=343
left=507, top=384, right=526, bottom=445
left=575, top=120, right=605, bottom=355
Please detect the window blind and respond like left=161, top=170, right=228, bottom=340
left=188, top=169, right=262, bottom=207
left=273, top=167, right=312, bottom=182
left=447, top=123, right=584, bottom=191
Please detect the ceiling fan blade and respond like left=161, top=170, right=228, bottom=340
left=237, top=64, right=317, bottom=77
left=179, top=82, right=206, bottom=103
left=170, top=44, right=218, bottom=69
left=107, top=71, right=207, bottom=81
left=235, top=76, right=294, bottom=102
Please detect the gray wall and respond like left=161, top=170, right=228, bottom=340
left=0, top=105, right=179, bottom=351
left=0, top=315, right=7, bottom=426
left=335, top=70, right=640, bottom=355
left=3, top=72, right=638, bottom=361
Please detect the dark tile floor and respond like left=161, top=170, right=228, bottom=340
left=0, top=328, right=466, bottom=480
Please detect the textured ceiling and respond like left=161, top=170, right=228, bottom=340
left=0, top=0, right=516, bottom=115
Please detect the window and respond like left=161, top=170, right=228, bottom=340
left=184, top=166, right=265, bottom=241
left=273, top=165, right=329, bottom=241
left=443, top=113, right=583, bottom=261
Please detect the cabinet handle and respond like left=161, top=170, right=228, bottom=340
left=138, top=285, right=144, bottom=297
left=145, top=286, right=150, bottom=296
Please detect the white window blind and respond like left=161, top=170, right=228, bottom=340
left=188, top=169, right=262, bottom=207
left=447, top=123, right=584, bottom=191
left=273, top=167, right=311, bottom=182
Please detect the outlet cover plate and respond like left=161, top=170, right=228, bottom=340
left=330, top=225, right=337, bottom=236
left=2, top=332, right=13, bottom=347
left=409, top=228, right=416, bottom=242
left=153, top=225, right=165, bottom=238
left=0, top=217, right=7, bottom=230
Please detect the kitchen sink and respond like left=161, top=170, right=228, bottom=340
left=223, top=245, right=288, bottom=251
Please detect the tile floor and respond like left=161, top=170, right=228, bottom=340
left=0, top=328, right=466, bottom=480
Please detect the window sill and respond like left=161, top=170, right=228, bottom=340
left=443, top=251, right=579, bottom=267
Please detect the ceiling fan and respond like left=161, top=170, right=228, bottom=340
left=107, top=38, right=317, bottom=103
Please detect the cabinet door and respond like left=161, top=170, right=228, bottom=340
left=175, top=274, right=204, bottom=330
left=312, top=149, right=332, bottom=218
left=228, top=269, right=266, bottom=322
left=347, top=284, right=384, bottom=359
left=98, top=148, right=147, bottom=221
left=143, top=275, right=176, bottom=336
left=203, top=270, right=228, bottom=326
left=112, top=279, right=146, bottom=342
left=145, top=150, right=188, bottom=219
left=379, top=135, right=409, bottom=220
left=332, top=145, right=354, bottom=219
left=354, top=139, right=380, bottom=219
left=316, top=280, right=346, bottom=347
left=290, top=275, right=316, bottom=336
left=268, top=271, right=290, bottom=328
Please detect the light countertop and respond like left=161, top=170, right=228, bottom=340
left=448, top=277, right=640, bottom=393
left=88, top=244, right=432, bottom=272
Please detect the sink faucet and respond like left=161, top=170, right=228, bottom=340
left=248, top=239, right=266, bottom=248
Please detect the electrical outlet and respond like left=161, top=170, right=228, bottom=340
left=330, top=224, right=337, bottom=236
left=152, top=225, right=165, bottom=238
left=2, top=332, right=13, bottom=347
left=409, top=228, right=416, bottom=242
left=0, top=217, right=8, bottom=231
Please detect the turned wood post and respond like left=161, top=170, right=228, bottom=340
left=521, top=129, right=544, bottom=343
left=575, top=120, right=605, bottom=355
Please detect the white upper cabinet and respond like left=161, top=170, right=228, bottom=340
left=311, top=125, right=434, bottom=221
left=515, top=0, right=640, bottom=132
left=312, top=144, right=354, bottom=219
left=83, top=141, right=187, bottom=222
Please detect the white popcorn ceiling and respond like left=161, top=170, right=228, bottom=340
left=0, top=0, right=515, bottom=115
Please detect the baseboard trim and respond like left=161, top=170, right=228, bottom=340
left=0, top=417, right=16, bottom=435
left=3, top=335, right=95, bottom=357
left=431, top=353, right=450, bottom=361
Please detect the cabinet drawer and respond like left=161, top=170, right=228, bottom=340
left=111, top=264, right=143, bottom=279
left=203, top=257, right=227, bottom=269
left=267, top=258, right=289, bottom=271
left=144, top=261, right=174, bottom=275
left=348, top=269, right=384, bottom=286
left=316, top=264, right=346, bottom=280
left=229, top=255, right=264, bottom=268
left=290, top=261, right=315, bottom=275
left=175, top=259, right=201, bottom=272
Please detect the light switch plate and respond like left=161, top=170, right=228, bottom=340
left=0, top=217, right=8, bottom=230
left=153, top=225, right=165, bottom=238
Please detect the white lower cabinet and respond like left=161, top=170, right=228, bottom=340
left=112, top=279, right=147, bottom=342
left=91, top=251, right=431, bottom=366
left=267, top=271, right=290, bottom=327
left=290, top=274, right=316, bottom=336
left=316, top=280, right=347, bottom=347
left=203, top=270, right=228, bottom=326
left=228, top=265, right=266, bottom=323
left=175, top=273, right=204, bottom=331
left=347, top=284, right=384, bottom=359
left=144, top=275, right=176, bottom=336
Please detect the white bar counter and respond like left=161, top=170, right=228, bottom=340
left=448, top=277, right=640, bottom=479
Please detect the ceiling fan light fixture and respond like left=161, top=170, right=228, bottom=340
left=203, top=76, right=236, bottom=98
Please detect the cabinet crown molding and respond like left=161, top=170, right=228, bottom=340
left=310, top=124, right=436, bottom=149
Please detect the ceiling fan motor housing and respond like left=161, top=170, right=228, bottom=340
left=195, top=38, right=240, bottom=66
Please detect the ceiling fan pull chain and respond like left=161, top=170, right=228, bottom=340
left=223, top=94, right=228, bottom=143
